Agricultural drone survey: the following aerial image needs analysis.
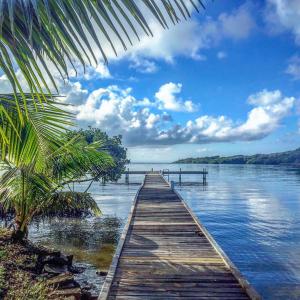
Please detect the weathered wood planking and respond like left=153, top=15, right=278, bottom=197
left=99, top=174, right=260, bottom=300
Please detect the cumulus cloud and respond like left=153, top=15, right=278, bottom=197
left=155, top=82, right=197, bottom=112
left=123, top=3, right=254, bottom=64
left=73, top=86, right=295, bottom=146
left=59, top=81, right=88, bottom=105
left=75, top=85, right=172, bottom=146
left=85, top=3, right=255, bottom=73
left=0, top=67, right=90, bottom=106
left=265, top=0, right=300, bottom=44
left=129, top=56, right=158, bottom=73
left=0, top=60, right=110, bottom=97
left=80, top=64, right=111, bottom=80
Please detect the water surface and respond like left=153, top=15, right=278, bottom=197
left=30, top=163, right=300, bottom=299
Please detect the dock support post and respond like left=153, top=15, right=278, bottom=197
left=202, top=168, right=207, bottom=185
left=171, top=180, right=175, bottom=190
left=179, top=168, right=182, bottom=186
left=125, top=168, right=129, bottom=185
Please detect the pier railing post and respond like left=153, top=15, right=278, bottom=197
left=171, top=180, right=175, bottom=190
left=202, top=168, right=207, bottom=185
left=179, top=168, right=182, bottom=186
left=125, top=168, right=129, bottom=185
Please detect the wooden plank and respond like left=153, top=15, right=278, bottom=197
left=99, top=174, right=260, bottom=300
left=98, top=179, right=144, bottom=299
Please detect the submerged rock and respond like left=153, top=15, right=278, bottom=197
left=42, top=253, right=73, bottom=267
left=43, top=263, right=69, bottom=275
left=69, top=265, right=86, bottom=274
left=96, top=270, right=108, bottom=276
left=0, top=230, right=97, bottom=299
left=46, top=272, right=80, bottom=289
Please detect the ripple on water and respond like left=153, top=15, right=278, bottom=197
left=29, top=164, right=300, bottom=299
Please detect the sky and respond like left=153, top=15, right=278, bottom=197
left=2, top=0, right=300, bottom=162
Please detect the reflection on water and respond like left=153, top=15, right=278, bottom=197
left=29, top=183, right=139, bottom=296
left=174, top=164, right=300, bottom=300
left=30, top=217, right=122, bottom=295
left=31, top=217, right=121, bottom=249
left=29, top=164, right=300, bottom=299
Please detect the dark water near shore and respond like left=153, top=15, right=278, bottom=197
left=30, top=163, right=300, bottom=299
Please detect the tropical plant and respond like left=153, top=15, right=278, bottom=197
left=67, top=127, right=129, bottom=184
left=0, top=98, right=113, bottom=240
left=0, top=1, right=204, bottom=145
left=0, top=0, right=203, bottom=241
left=0, top=132, right=113, bottom=240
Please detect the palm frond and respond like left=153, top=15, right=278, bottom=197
left=42, top=191, right=101, bottom=217
left=0, top=93, right=74, bottom=170
left=0, top=0, right=204, bottom=120
left=51, top=137, right=114, bottom=184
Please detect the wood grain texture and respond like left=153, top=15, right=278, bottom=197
left=99, top=174, right=260, bottom=300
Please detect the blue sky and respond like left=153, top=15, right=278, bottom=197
left=2, top=0, right=300, bottom=162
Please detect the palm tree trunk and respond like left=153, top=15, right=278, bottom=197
left=12, top=221, right=28, bottom=242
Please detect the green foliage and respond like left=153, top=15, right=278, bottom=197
left=174, top=148, right=300, bottom=165
left=0, top=95, right=73, bottom=170
left=6, top=272, right=49, bottom=300
left=0, top=0, right=203, bottom=146
left=42, top=191, right=101, bottom=217
left=0, top=0, right=203, bottom=241
left=0, top=250, right=7, bottom=261
left=0, top=126, right=113, bottom=239
left=67, top=127, right=129, bottom=182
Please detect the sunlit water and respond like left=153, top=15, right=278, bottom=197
left=29, top=163, right=300, bottom=299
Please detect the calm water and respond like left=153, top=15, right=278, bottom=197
left=30, top=163, right=300, bottom=299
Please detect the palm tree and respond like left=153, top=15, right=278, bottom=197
left=0, top=0, right=204, bottom=165
left=0, top=1, right=204, bottom=139
left=0, top=100, right=113, bottom=241
left=0, top=1, right=204, bottom=240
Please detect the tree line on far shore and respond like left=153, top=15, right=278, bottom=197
left=174, top=148, right=300, bottom=165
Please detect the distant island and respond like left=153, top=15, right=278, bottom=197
left=174, top=148, right=300, bottom=165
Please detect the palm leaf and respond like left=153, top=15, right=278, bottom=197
left=0, top=93, right=73, bottom=171
left=41, top=191, right=101, bottom=217
left=0, top=0, right=204, bottom=135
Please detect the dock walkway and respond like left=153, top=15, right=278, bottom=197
left=99, top=174, right=260, bottom=300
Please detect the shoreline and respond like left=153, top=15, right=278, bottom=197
left=0, top=228, right=106, bottom=300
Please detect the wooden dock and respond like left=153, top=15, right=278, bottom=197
left=99, top=174, right=260, bottom=300
left=123, top=169, right=208, bottom=185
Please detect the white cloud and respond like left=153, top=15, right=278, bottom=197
left=0, top=70, right=28, bottom=93
left=91, top=3, right=255, bottom=70
left=248, top=89, right=284, bottom=106
left=0, top=68, right=90, bottom=106
left=155, top=82, right=197, bottom=112
left=286, top=55, right=300, bottom=80
left=0, top=62, right=294, bottom=148
left=0, top=60, right=110, bottom=97
left=218, top=4, right=255, bottom=40
left=82, top=64, right=111, bottom=80
left=235, top=90, right=294, bottom=140
left=265, top=0, right=300, bottom=44
left=129, top=56, right=158, bottom=73
left=75, top=85, right=172, bottom=146
left=73, top=86, right=295, bottom=146
left=59, top=81, right=88, bottom=105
